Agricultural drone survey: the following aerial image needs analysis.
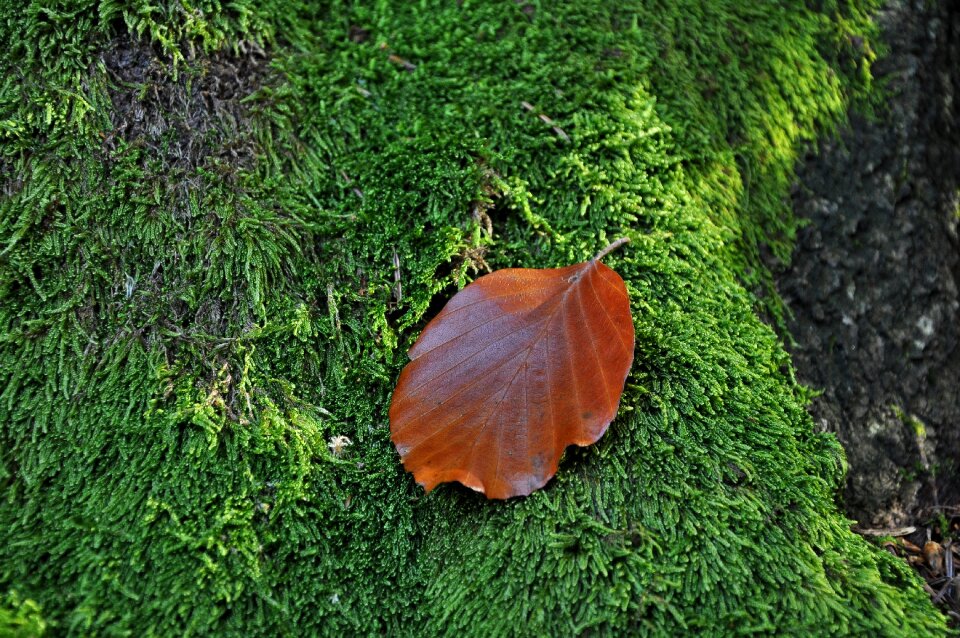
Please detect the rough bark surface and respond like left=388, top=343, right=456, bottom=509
left=781, top=0, right=960, bottom=527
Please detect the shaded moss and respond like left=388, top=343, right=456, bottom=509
left=0, top=1, right=947, bottom=636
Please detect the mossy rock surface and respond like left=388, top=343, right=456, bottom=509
left=0, top=1, right=948, bottom=636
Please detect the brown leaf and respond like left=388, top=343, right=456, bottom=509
left=389, top=240, right=634, bottom=499
left=925, top=541, right=946, bottom=576
left=903, top=539, right=924, bottom=555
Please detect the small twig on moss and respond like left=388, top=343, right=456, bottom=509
left=392, top=248, right=403, bottom=302
left=387, top=54, right=417, bottom=71
left=339, top=170, right=364, bottom=198
left=854, top=526, right=917, bottom=537
left=521, top=101, right=570, bottom=142
left=380, top=43, right=417, bottom=71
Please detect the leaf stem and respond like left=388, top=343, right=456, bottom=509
left=592, top=237, right=630, bottom=262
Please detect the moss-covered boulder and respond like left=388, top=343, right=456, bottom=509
left=0, top=1, right=948, bottom=635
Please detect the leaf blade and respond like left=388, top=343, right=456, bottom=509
left=390, top=259, right=634, bottom=499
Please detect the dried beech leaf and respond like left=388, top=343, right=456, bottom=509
left=389, top=240, right=635, bottom=499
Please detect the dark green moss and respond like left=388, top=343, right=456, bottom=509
left=0, top=1, right=947, bottom=636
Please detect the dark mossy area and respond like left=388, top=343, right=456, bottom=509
left=0, top=1, right=950, bottom=636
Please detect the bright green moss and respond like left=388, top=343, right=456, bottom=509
left=0, top=1, right=947, bottom=636
left=0, top=591, right=46, bottom=638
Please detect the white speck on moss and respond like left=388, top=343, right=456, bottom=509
left=328, top=435, right=353, bottom=457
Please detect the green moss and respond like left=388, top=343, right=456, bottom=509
left=0, top=1, right=947, bottom=636
left=0, top=591, right=46, bottom=637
